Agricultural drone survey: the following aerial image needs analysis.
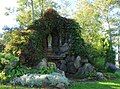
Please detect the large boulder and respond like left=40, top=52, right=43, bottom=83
left=36, top=58, right=48, bottom=68
left=56, top=83, right=66, bottom=89
left=60, top=43, right=69, bottom=53
left=96, top=72, right=106, bottom=80
left=56, top=68, right=65, bottom=76
left=74, top=63, right=95, bottom=78
left=65, top=56, right=75, bottom=63
left=74, top=56, right=81, bottom=69
left=66, top=62, right=77, bottom=74
left=106, top=62, right=117, bottom=73
left=59, top=60, right=67, bottom=72
left=80, top=59, right=88, bottom=63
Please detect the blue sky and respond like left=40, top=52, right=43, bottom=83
left=0, top=0, right=18, bottom=33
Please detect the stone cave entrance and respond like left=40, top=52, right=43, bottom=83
left=43, top=29, right=70, bottom=60
left=44, top=31, right=61, bottom=58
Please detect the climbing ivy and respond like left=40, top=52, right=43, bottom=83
left=68, top=21, right=88, bottom=58
left=24, top=8, right=87, bottom=66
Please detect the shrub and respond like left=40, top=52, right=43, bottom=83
left=6, top=65, right=28, bottom=80
left=38, top=62, right=56, bottom=74
left=5, top=61, right=56, bottom=81
left=0, top=53, right=19, bottom=70
left=0, top=52, right=21, bottom=82
left=38, top=66, right=55, bottom=74
left=105, top=46, right=116, bottom=64
left=104, top=73, right=117, bottom=79
left=3, top=30, right=32, bottom=56
left=0, top=71, right=7, bottom=82
left=94, top=57, right=105, bottom=71
left=114, top=71, right=120, bottom=78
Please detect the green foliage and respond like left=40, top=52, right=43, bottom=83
left=104, top=73, right=117, bottom=79
left=17, top=0, right=58, bottom=27
left=0, top=71, right=7, bottom=82
left=75, top=0, right=102, bottom=48
left=94, top=57, right=106, bottom=71
left=38, top=66, right=56, bottom=74
left=105, top=45, right=116, bottom=64
left=0, top=53, right=19, bottom=70
left=68, top=21, right=88, bottom=58
left=29, top=31, right=45, bottom=64
left=3, top=31, right=14, bottom=45
left=2, top=30, right=40, bottom=66
left=0, top=39, right=5, bottom=52
left=75, top=0, right=116, bottom=71
left=27, top=9, right=85, bottom=66
left=0, top=53, right=19, bottom=82
left=3, top=30, right=32, bottom=56
left=115, top=71, right=120, bottom=78
left=4, top=61, right=56, bottom=81
left=6, top=65, right=28, bottom=80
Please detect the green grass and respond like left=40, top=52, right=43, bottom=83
left=69, top=78, right=120, bottom=89
left=0, top=85, right=36, bottom=89
left=0, top=79, right=120, bottom=89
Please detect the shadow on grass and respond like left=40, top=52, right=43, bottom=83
left=69, top=79, right=120, bottom=89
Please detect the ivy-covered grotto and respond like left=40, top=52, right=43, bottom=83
left=19, top=8, right=91, bottom=77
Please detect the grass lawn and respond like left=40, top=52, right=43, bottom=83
left=0, top=85, right=35, bottom=89
left=0, top=79, right=120, bottom=89
left=69, top=78, right=120, bottom=89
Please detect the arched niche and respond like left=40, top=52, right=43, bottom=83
left=48, top=34, right=52, bottom=48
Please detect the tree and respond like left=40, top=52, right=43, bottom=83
left=75, top=0, right=118, bottom=49
left=75, top=0, right=117, bottom=69
left=75, top=0, right=103, bottom=50
left=17, top=0, right=58, bottom=28
left=93, top=0, right=120, bottom=66
left=31, top=0, right=35, bottom=22
left=93, top=0, right=117, bottom=43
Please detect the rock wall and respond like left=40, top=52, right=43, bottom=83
left=57, top=56, right=95, bottom=78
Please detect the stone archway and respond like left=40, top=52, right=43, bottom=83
left=44, top=31, right=60, bottom=56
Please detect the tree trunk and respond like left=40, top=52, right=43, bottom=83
left=31, top=0, right=35, bottom=22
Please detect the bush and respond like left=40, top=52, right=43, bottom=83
left=0, top=53, right=19, bottom=70
left=38, top=62, right=56, bottom=74
left=94, top=57, right=105, bottom=71
left=0, top=52, right=20, bottom=82
left=85, top=38, right=116, bottom=72
left=5, top=61, right=56, bottom=81
left=0, top=71, right=7, bottom=82
left=105, top=46, right=116, bottom=64
left=104, top=73, right=117, bottom=79
left=38, top=66, right=55, bottom=74
left=5, top=65, right=28, bottom=80
left=115, top=71, right=120, bottom=78
left=3, top=30, right=32, bottom=56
